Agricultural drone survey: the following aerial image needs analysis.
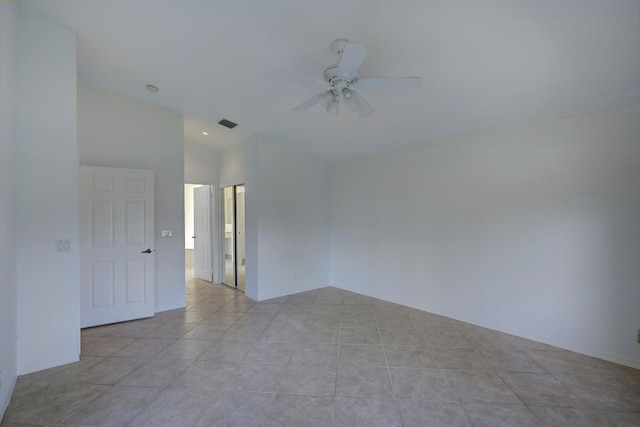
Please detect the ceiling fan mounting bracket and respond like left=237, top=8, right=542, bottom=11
left=323, top=66, right=357, bottom=87
left=330, top=38, right=349, bottom=55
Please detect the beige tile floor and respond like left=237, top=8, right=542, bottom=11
left=2, top=277, right=640, bottom=426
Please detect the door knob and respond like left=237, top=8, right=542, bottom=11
left=141, top=249, right=152, bottom=254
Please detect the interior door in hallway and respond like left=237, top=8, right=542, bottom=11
left=235, top=185, right=245, bottom=290
left=193, top=185, right=213, bottom=282
left=79, top=166, right=155, bottom=328
left=222, top=186, right=236, bottom=288
left=222, top=184, right=245, bottom=290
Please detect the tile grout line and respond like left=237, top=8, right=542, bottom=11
left=493, top=369, right=548, bottom=425
left=375, top=304, right=405, bottom=426
left=405, top=306, right=475, bottom=426
left=332, top=298, right=343, bottom=427
left=12, top=283, right=640, bottom=426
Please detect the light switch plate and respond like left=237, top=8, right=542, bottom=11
left=55, top=239, right=71, bottom=252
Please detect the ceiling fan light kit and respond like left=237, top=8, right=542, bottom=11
left=288, top=39, right=421, bottom=117
left=321, top=92, right=340, bottom=115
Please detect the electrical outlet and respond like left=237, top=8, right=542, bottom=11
left=55, top=239, right=71, bottom=252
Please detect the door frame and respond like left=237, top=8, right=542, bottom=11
left=218, top=184, right=245, bottom=289
left=79, top=165, right=155, bottom=328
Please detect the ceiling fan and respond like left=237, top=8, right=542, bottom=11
left=282, top=39, right=421, bottom=117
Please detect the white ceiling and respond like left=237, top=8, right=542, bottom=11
left=21, top=0, right=640, bottom=160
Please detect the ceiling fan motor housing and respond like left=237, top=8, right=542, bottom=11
left=324, top=66, right=357, bottom=86
left=324, top=66, right=357, bottom=101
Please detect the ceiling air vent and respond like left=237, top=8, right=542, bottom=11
left=218, top=119, right=238, bottom=129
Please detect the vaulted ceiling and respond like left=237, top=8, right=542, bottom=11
left=21, top=0, right=640, bottom=160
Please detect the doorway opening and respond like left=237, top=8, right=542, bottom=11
left=184, top=183, right=214, bottom=282
left=222, top=184, right=245, bottom=291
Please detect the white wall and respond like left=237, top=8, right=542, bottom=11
left=256, top=139, right=330, bottom=300
left=184, top=141, right=219, bottom=184
left=331, top=97, right=640, bottom=368
left=78, top=82, right=185, bottom=312
left=15, top=5, right=80, bottom=374
left=185, top=142, right=219, bottom=273
left=219, top=138, right=259, bottom=299
left=0, top=0, right=18, bottom=414
left=219, top=137, right=257, bottom=189
left=218, top=137, right=330, bottom=301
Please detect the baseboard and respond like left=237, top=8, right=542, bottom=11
left=256, top=283, right=328, bottom=302
left=17, top=352, right=79, bottom=376
left=436, top=308, right=640, bottom=369
left=0, top=375, right=17, bottom=424
left=155, top=304, right=186, bottom=313
left=331, top=283, right=640, bottom=370
left=484, top=322, right=640, bottom=370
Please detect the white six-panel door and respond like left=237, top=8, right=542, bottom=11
left=79, top=166, right=155, bottom=328
left=193, top=185, right=213, bottom=282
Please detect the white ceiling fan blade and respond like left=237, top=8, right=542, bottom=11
left=291, top=91, right=332, bottom=112
left=336, top=43, right=368, bottom=78
left=352, top=90, right=374, bottom=117
left=291, top=94, right=324, bottom=112
left=355, top=77, right=422, bottom=90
